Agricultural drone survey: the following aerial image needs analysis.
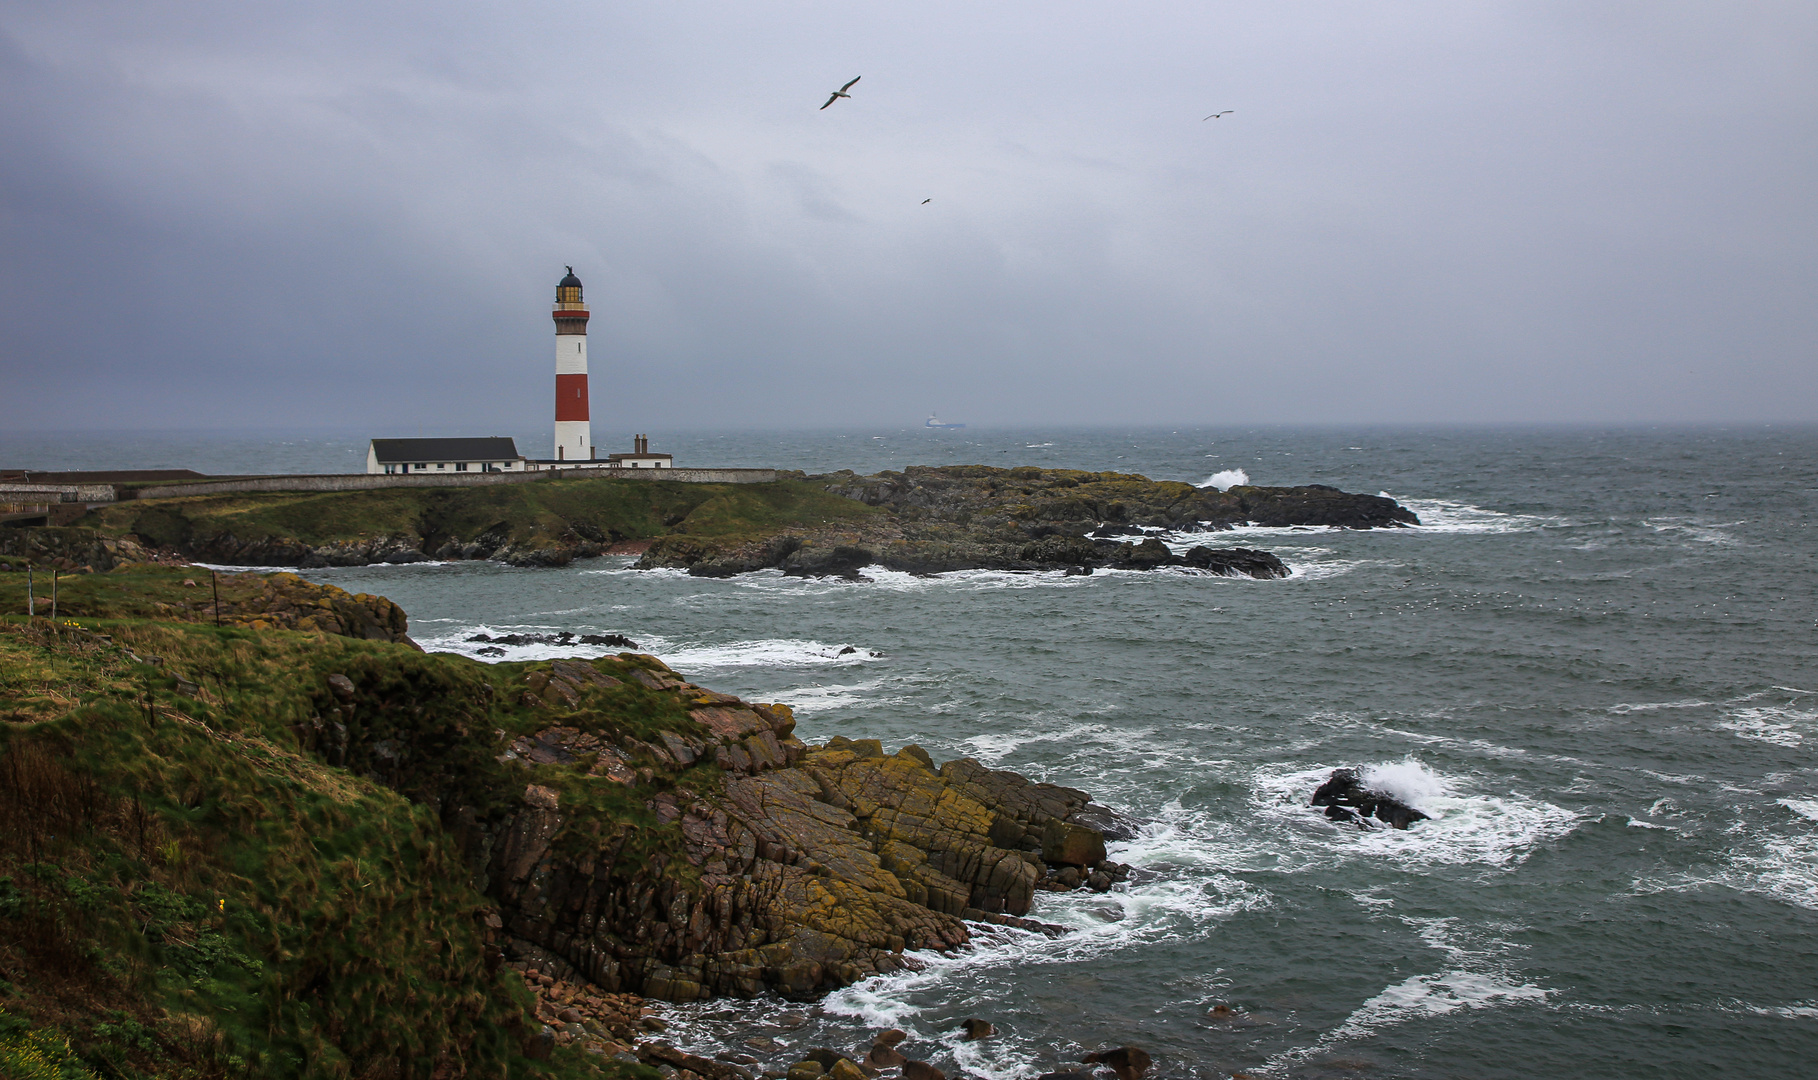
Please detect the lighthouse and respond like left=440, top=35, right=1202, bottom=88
left=552, top=267, right=591, bottom=460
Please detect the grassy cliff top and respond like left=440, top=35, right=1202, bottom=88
left=80, top=476, right=877, bottom=553
left=0, top=566, right=677, bottom=1080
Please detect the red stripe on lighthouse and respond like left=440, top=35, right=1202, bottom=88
left=555, top=374, right=589, bottom=421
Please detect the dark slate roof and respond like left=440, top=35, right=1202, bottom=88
left=370, top=437, right=521, bottom=463
left=559, top=268, right=582, bottom=289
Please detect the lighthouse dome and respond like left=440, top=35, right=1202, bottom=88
left=555, top=266, right=583, bottom=306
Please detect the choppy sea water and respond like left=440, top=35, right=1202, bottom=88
left=70, top=426, right=1818, bottom=1078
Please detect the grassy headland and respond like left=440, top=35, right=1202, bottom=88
left=0, top=567, right=683, bottom=1079
left=4, top=466, right=1414, bottom=578
left=0, top=565, right=1134, bottom=1078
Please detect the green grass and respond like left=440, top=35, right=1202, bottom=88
left=0, top=598, right=683, bottom=1080
left=75, top=476, right=877, bottom=555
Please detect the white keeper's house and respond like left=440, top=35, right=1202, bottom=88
left=366, top=437, right=526, bottom=475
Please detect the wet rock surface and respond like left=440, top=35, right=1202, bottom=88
left=342, top=653, right=1139, bottom=1005
left=1310, top=768, right=1431, bottom=830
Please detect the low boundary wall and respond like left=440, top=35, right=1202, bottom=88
left=119, top=467, right=777, bottom=501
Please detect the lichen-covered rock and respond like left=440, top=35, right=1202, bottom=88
left=468, top=659, right=1118, bottom=1003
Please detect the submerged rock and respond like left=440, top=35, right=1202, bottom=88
left=1082, top=1047, right=1153, bottom=1080
left=1310, top=768, right=1430, bottom=830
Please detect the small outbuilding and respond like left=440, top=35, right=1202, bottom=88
left=605, top=434, right=672, bottom=469
left=367, top=438, right=525, bottom=475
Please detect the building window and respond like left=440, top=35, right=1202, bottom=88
left=415, top=464, right=427, bottom=470
left=456, top=462, right=467, bottom=471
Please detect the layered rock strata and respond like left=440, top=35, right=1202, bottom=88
left=317, top=654, right=1132, bottom=1003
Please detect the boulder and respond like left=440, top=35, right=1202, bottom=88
left=1041, top=819, right=1107, bottom=867
left=959, top=1019, right=994, bottom=1041
left=902, top=1063, right=945, bottom=1080
left=1309, top=768, right=1429, bottom=830
left=1082, top=1047, right=1152, bottom=1080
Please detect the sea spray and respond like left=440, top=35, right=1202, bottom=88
left=1200, top=468, right=1249, bottom=491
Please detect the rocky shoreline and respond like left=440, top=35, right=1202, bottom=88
left=637, top=467, right=1414, bottom=579
left=10, top=464, right=1417, bottom=578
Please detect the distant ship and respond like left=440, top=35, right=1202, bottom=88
left=925, top=413, right=966, bottom=429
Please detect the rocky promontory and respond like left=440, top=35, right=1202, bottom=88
left=38, top=464, right=1415, bottom=575
left=410, top=655, right=1133, bottom=1002
left=640, top=465, right=1414, bottom=578
left=0, top=564, right=1143, bottom=1076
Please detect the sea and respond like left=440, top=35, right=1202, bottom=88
left=10, top=425, right=1817, bottom=1079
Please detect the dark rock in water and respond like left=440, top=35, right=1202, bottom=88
left=580, top=632, right=639, bottom=648
left=958, top=1018, right=994, bottom=1041
left=1310, top=768, right=1430, bottom=830
left=1114, top=537, right=1176, bottom=569
left=465, top=630, right=640, bottom=649
left=1038, top=1073, right=1095, bottom=1080
left=902, top=1063, right=946, bottom=1080
left=476, top=646, right=505, bottom=657
left=838, top=645, right=858, bottom=655
left=782, top=544, right=875, bottom=578
left=865, top=1029, right=910, bottom=1068
left=865, top=1045, right=907, bottom=1069
left=1181, top=546, right=1289, bottom=579
left=1082, top=1047, right=1153, bottom=1080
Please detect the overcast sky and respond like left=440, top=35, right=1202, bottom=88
left=2, top=1, right=1814, bottom=434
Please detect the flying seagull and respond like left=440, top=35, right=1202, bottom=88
left=821, top=76, right=860, bottom=110
left=922, top=198, right=931, bottom=204
left=1202, top=110, right=1233, bottom=120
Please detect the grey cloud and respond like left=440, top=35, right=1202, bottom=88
left=2, top=1, right=1815, bottom=434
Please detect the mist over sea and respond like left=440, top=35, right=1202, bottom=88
left=18, top=426, right=1818, bottom=1078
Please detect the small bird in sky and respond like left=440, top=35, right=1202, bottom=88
left=1203, top=110, right=1233, bottom=120
left=821, top=76, right=861, bottom=110
left=921, top=198, right=932, bottom=204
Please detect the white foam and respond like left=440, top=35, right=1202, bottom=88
left=1199, top=468, right=1249, bottom=491
left=1733, top=825, right=1818, bottom=911
left=1331, top=969, right=1550, bottom=1038
left=416, top=623, right=646, bottom=663
left=1252, top=762, right=1581, bottom=868
left=660, top=638, right=882, bottom=673
left=1780, top=798, right=1818, bottom=823
left=1718, top=702, right=1818, bottom=747
left=1608, top=699, right=1712, bottom=715
left=1748, top=1002, right=1818, bottom=1019
left=1384, top=495, right=1565, bottom=534
left=1268, top=917, right=1550, bottom=1067
left=1644, top=518, right=1743, bottom=546
left=776, top=677, right=900, bottom=715
left=726, top=566, right=1095, bottom=595
left=1360, top=759, right=1450, bottom=809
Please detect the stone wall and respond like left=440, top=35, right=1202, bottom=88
left=123, top=467, right=776, bottom=500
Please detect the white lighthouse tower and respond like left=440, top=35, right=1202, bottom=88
left=552, top=267, right=592, bottom=461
